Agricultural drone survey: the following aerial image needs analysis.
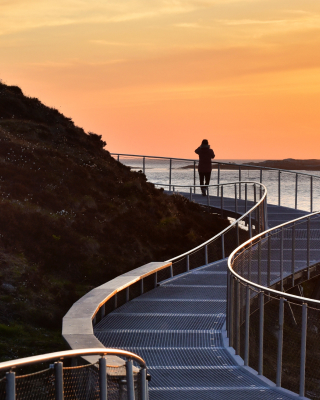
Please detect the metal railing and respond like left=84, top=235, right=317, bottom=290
left=111, top=153, right=320, bottom=212
left=0, top=348, right=148, bottom=400
left=227, top=212, right=320, bottom=398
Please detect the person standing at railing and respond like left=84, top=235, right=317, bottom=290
left=195, top=139, right=215, bottom=196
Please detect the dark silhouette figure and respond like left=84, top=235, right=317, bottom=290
left=195, top=139, right=215, bottom=196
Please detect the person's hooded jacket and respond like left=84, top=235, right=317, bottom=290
left=195, top=145, right=215, bottom=173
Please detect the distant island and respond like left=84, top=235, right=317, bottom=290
left=181, top=159, right=320, bottom=171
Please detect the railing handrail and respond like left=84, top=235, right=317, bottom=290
left=0, top=348, right=146, bottom=372
left=228, top=210, right=320, bottom=305
left=111, top=153, right=320, bottom=179
left=166, top=181, right=267, bottom=263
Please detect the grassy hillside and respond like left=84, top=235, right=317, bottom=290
left=0, top=82, right=229, bottom=361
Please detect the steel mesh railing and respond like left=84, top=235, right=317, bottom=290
left=228, top=212, right=320, bottom=399
left=0, top=349, right=148, bottom=400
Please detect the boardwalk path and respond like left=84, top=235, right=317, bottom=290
left=94, top=193, right=309, bottom=399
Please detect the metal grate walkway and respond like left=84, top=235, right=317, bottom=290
left=94, top=195, right=309, bottom=399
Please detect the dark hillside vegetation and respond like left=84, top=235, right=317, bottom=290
left=0, top=82, right=229, bottom=360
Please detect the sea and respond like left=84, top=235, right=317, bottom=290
left=116, top=156, right=320, bottom=213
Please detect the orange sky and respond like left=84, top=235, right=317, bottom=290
left=1, top=0, right=320, bottom=159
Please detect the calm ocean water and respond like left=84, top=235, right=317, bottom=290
left=117, top=156, right=320, bottom=213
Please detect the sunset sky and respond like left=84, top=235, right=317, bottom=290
left=1, top=0, right=320, bottom=159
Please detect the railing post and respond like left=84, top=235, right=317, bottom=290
left=126, top=359, right=135, bottom=400
left=99, top=357, right=107, bottom=400
left=207, top=186, right=210, bottom=206
left=170, top=264, right=173, bottom=278
left=310, top=175, right=313, bottom=212
left=258, top=241, right=261, bottom=285
left=299, top=304, right=308, bottom=398
left=221, top=186, right=224, bottom=218
left=267, top=234, right=271, bottom=287
left=143, top=157, right=146, bottom=175
left=169, top=158, right=172, bottom=191
left=6, top=372, right=15, bottom=400
left=245, top=183, right=248, bottom=213
left=249, top=213, right=252, bottom=239
left=239, top=167, right=241, bottom=199
left=229, top=276, right=234, bottom=348
left=235, top=184, right=239, bottom=246
left=222, top=234, right=225, bottom=258
left=280, top=228, right=284, bottom=291
left=154, top=272, right=157, bottom=288
left=217, top=164, right=220, bottom=196
left=193, top=161, right=196, bottom=193
left=54, top=361, right=64, bottom=400
left=126, top=287, right=130, bottom=302
left=140, top=278, right=144, bottom=295
left=254, top=184, right=257, bottom=204
left=189, top=187, right=192, bottom=201
left=101, top=303, right=106, bottom=319
left=117, top=154, right=120, bottom=162
left=235, top=280, right=240, bottom=355
left=292, top=223, right=296, bottom=287
left=140, top=368, right=147, bottom=400
left=276, top=298, right=284, bottom=387
left=205, top=245, right=208, bottom=264
left=295, top=173, right=298, bottom=209
left=307, top=217, right=310, bottom=279
left=258, top=292, right=264, bottom=375
left=244, top=285, right=250, bottom=366
left=114, top=293, right=118, bottom=309
left=278, top=170, right=281, bottom=206
left=260, top=168, right=263, bottom=184
left=186, top=255, right=190, bottom=272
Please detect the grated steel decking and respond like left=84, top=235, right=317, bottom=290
left=94, top=196, right=311, bottom=399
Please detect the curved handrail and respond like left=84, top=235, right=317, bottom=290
left=156, top=181, right=268, bottom=263
left=0, top=348, right=146, bottom=371
left=228, top=210, right=320, bottom=306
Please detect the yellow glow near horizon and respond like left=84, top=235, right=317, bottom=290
left=1, top=0, right=320, bottom=159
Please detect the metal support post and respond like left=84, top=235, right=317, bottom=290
left=280, top=228, right=284, bottom=291
left=245, top=184, right=248, bottom=212
left=126, top=287, right=130, bottom=302
left=126, top=360, right=135, bottom=400
left=207, top=187, right=210, bottom=206
left=239, top=167, right=241, bottom=199
left=258, top=292, right=264, bottom=375
left=292, top=223, right=296, bottom=287
left=254, top=184, right=257, bottom=204
left=189, top=187, right=192, bottom=201
left=235, top=184, right=238, bottom=214
left=276, top=298, right=284, bottom=387
left=310, top=176, right=313, bottom=212
left=143, top=157, right=145, bottom=175
left=222, top=234, right=225, bottom=259
left=278, top=170, right=281, bottom=206
left=295, top=174, right=298, bottom=209
left=249, top=213, right=252, bottom=239
left=169, top=158, right=172, bottom=191
left=264, top=196, right=268, bottom=230
left=205, top=245, right=208, bottom=265
left=173, top=186, right=175, bottom=193
left=244, top=285, right=250, bottom=366
left=101, top=303, right=106, bottom=319
left=299, top=304, right=308, bottom=398
left=154, top=272, right=157, bottom=288
left=99, top=357, right=107, bottom=400
left=117, top=154, right=120, bottom=162
left=186, top=255, right=190, bottom=272
left=235, top=280, right=240, bottom=355
left=267, top=235, right=271, bottom=287
left=170, top=264, right=173, bottom=278
left=140, top=368, right=147, bottom=400
left=193, top=161, right=196, bottom=193
left=140, top=278, right=144, bottom=295
left=260, top=168, right=263, bottom=184
left=258, top=241, right=262, bottom=285
left=6, top=372, right=15, bottom=400
left=248, top=246, right=252, bottom=281
left=114, top=293, right=118, bottom=309
left=229, top=277, right=234, bottom=348
left=221, top=186, right=224, bottom=218
left=307, top=217, right=310, bottom=279
left=217, top=164, right=220, bottom=196
left=54, top=362, right=64, bottom=400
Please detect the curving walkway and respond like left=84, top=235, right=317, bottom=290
left=93, top=193, right=310, bottom=399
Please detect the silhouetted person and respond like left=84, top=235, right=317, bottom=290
left=195, top=139, right=215, bottom=196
